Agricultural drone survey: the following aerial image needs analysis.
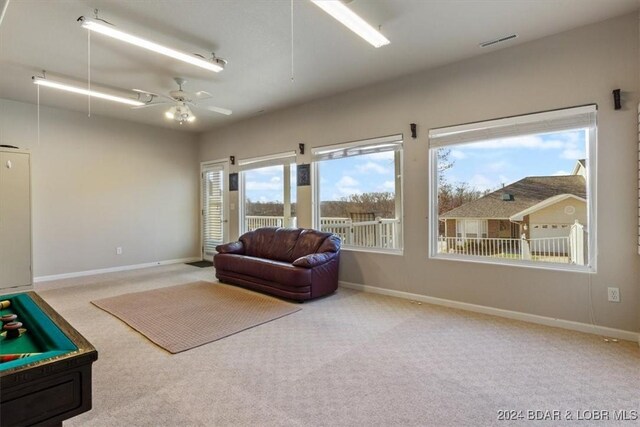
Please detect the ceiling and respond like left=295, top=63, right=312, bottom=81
left=1, top=0, right=638, bottom=132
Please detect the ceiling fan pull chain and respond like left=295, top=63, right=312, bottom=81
left=290, top=0, right=294, bottom=83
left=87, top=29, right=91, bottom=117
left=37, top=83, right=40, bottom=146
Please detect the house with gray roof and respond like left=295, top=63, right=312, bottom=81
left=440, top=160, right=587, bottom=251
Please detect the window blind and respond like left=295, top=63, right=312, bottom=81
left=429, top=105, right=597, bottom=147
left=238, top=151, right=296, bottom=171
left=312, top=134, right=403, bottom=162
left=202, top=163, right=224, bottom=256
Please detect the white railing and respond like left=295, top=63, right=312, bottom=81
left=244, top=215, right=401, bottom=249
left=437, top=236, right=573, bottom=264
left=438, top=237, right=523, bottom=258
left=245, top=215, right=297, bottom=231
left=320, top=217, right=400, bottom=249
left=529, top=237, right=570, bottom=263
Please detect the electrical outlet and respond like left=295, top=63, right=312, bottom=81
left=607, top=287, right=620, bottom=303
left=116, top=247, right=123, bottom=255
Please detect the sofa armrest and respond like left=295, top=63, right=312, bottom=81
left=216, top=241, right=245, bottom=255
left=292, top=251, right=338, bottom=268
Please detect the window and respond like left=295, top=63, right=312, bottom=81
left=312, top=135, right=403, bottom=252
left=429, top=105, right=596, bottom=271
left=239, top=152, right=297, bottom=233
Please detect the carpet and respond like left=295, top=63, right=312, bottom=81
left=185, top=260, right=213, bottom=268
left=91, top=281, right=301, bottom=353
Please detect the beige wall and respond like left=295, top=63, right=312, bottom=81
left=0, top=99, right=201, bottom=277
left=200, top=14, right=640, bottom=332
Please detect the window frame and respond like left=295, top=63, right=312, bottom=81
left=428, top=106, right=597, bottom=273
left=312, top=134, right=404, bottom=254
left=238, top=151, right=297, bottom=235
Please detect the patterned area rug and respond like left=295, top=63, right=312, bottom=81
left=91, top=281, right=301, bottom=353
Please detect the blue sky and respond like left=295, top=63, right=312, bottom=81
left=440, top=130, right=587, bottom=191
left=317, top=151, right=396, bottom=201
left=244, top=165, right=296, bottom=203
left=243, top=130, right=587, bottom=203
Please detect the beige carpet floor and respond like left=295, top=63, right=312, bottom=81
left=36, top=264, right=639, bottom=426
left=91, top=281, right=301, bottom=353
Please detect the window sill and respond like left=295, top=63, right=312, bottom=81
left=429, top=253, right=595, bottom=273
left=341, top=246, right=404, bottom=256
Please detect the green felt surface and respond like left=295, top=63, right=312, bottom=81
left=0, top=293, right=77, bottom=372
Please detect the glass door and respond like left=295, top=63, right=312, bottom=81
left=202, top=161, right=228, bottom=261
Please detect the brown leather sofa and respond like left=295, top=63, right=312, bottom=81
left=214, top=227, right=341, bottom=301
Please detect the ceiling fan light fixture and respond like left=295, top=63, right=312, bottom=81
left=32, top=76, right=144, bottom=106
left=166, top=104, right=195, bottom=124
left=78, top=17, right=224, bottom=72
left=311, top=0, right=390, bottom=48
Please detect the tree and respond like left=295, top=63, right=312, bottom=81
left=438, top=182, right=487, bottom=215
left=320, top=192, right=396, bottom=219
left=437, top=149, right=454, bottom=182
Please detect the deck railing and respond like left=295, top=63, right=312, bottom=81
left=244, top=215, right=401, bottom=249
left=320, top=217, right=400, bottom=249
left=437, top=236, right=573, bottom=264
left=245, top=215, right=297, bottom=231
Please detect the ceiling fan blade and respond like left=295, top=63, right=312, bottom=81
left=195, top=90, right=213, bottom=100
left=201, top=104, right=233, bottom=116
left=131, top=102, right=170, bottom=110
left=132, top=88, right=159, bottom=96
left=133, top=89, right=175, bottom=102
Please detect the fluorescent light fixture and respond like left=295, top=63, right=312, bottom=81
left=78, top=17, right=224, bottom=72
left=0, top=0, right=11, bottom=29
left=32, top=77, right=144, bottom=106
left=311, top=0, right=389, bottom=48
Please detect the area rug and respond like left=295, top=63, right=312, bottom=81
left=91, top=281, right=301, bottom=353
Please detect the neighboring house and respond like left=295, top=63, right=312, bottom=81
left=440, top=160, right=587, bottom=246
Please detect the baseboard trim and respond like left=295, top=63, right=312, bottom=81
left=339, top=281, right=640, bottom=343
left=34, top=257, right=202, bottom=284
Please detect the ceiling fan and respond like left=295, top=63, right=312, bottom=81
left=132, top=77, right=232, bottom=124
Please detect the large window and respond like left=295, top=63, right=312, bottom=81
left=313, top=135, right=403, bottom=252
left=239, top=152, right=297, bottom=233
left=429, top=106, right=596, bottom=271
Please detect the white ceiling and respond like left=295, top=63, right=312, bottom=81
left=1, top=0, right=638, bottom=132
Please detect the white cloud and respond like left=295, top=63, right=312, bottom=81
left=246, top=181, right=282, bottom=191
left=561, top=148, right=585, bottom=160
left=251, top=165, right=281, bottom=175
left=366, top=151, right=395, bottom=161
left=380, top=180, right=395, bottom=191
left=356, top=161, right=389, bottom=174
left=450, top=149, right=467, bottom=159
left=552, top=170, right=570, bottom=176
left=270, top=176, right=281, bottom=183
left=333, top=175, right=361, bottom=198
left=487, top=161, right=508, bottom=172
left=337, top=175, right=359, bottom=187
left=468, top=174, right=499, bottom=192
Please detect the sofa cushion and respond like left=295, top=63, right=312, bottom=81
left=241, top=227, right=277, bottom=259
left=270, top=227, right=304, bottom=262
left=214, top=254, right=311, bottom=287
left=290, top=229, right=333, bottom=260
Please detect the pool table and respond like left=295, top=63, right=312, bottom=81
left=0, top=291, right=98, bottom=427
